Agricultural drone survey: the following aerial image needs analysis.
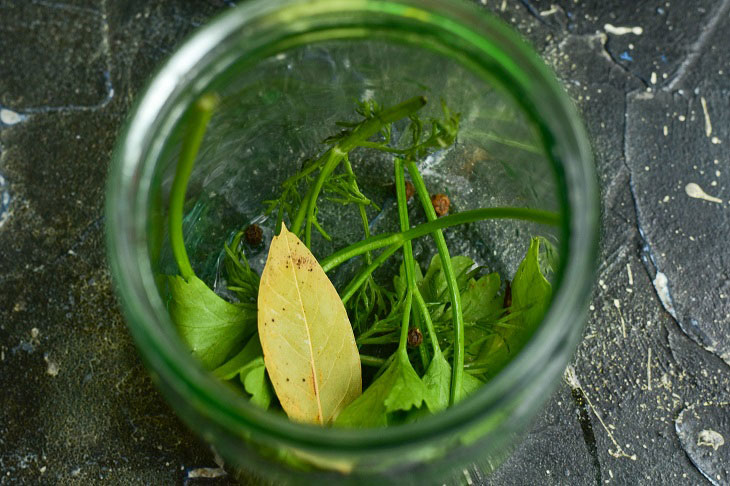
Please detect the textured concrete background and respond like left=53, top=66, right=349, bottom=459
left=1, top=0, right=728, bottom=484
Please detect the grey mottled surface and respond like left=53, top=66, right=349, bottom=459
left=1, top=0, right=729, bottom=484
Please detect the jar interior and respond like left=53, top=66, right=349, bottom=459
left=139, top=31, right=566, bottom=482
left=152, top=38, right=560, bottom=289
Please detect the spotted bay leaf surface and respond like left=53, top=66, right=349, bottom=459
left=258, top=224, right=361, bottom=424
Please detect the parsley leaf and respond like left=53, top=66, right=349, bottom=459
left=423, top=351, right=484, bottom=413
left=168, top=275, right=256, bottom=370
left=418, top=255, right=476, bottom=303
left=213, top=335, right=274, bottom=409
left=335, top=348, right=427, bottom=427
left=475, top=237, right=552, bottom=377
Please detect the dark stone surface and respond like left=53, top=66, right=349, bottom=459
left=1, top=0, right=729, bottom=484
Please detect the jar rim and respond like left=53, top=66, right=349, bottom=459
left=106, top=0, right=598, bottom=452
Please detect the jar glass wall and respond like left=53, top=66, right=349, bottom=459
left=106, top=0, right=598, bottom=483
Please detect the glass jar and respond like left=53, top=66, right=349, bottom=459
left=105, top=0, right=598, bottom=483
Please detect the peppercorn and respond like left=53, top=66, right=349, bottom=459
left=405, top=180, right=415, bottom=201
left=394, top=180, right=415, bottom=201
left=244, top=224, right=263, bottom=246
left=407, top=327, right=423, bottom=348
left=430, top=193, right=450, bottom=217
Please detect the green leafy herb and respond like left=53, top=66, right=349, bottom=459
left=213, top=335, right=274, bottom=409
left=336, top=347, right=428, bottom=427
left=422, top=351, right=483, bottom=413
left=168, top=274, right=256, bottom=370
left=474, top=237, right=553, bottom=377
left=163, top=93, right=561, bottom=429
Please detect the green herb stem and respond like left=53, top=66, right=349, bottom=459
left=413, top=287, right=441, bottom=355
left=340, top=244, right=401, bottom=304
left=405, top=160, right=463, bottom=405
left=394, top=157, right=437, bottom=368
left=321, top=207, right=560, bottom=272
left=289, top=96, right=427, bottom=242
left=342, top=154, right=372, bottom=264
left=360, top=355, right=386, bottom=367
left=398, top=290, right=413, bottom=354
left=169, top=93, right=219, bottom=280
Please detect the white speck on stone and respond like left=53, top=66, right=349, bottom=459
left=711, top=136, right=721, bottom=144
left=679, top=115, right=686, bottom=122
left=653, top=272, right=677, bottom=319
left=651, top=72, right=657, bottom=84
left=187, top=467, right=227, bottom=479
left=697, top=429, right=724, bottom=450
left=700, top=96, right=712, bottom=138
left=626, top=263, right=634, bottom=286
left=604, top=23, right=643, bottom=35
left=0, top=108, right=22, bottom=125
left=685, top=182, right=723, bottom=204
left=31, top=328, right=39, bottom=339
left=613, top=299, right=627, bottom=338
left=44, top=354, right=59, bottom=377
left=662, top=195, right=670, bottom=203
left=663, top=125, right=668, bottom=136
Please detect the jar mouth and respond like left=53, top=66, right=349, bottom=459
left=106, top=0, right=597, bottom=452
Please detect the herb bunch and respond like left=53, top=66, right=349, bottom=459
left=163, top=94, right=558, bottom=425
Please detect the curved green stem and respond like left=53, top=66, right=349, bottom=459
left=340, top=244, right=401, bottom=304
left=413, top=287, right=441, bottom=356
left=395, top=157, right=435, bottom=369
left=169, top=93, right=219, bottom=280
left=397, top=290, right=413, bottom=354
left=320, top=206, right=560, bottom=272
left=290, top=96, right=427, bottom=242
left=405, top=160, right=463, bottom=405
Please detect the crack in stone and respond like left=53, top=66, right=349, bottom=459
left=600, top=35, right=650, bottom=88
left=664, top=0, right=730, bottom=90
left=7, top=0, right=115, bottom=114
left=518, top=0, right=551, bottom=27
left=621, top=89, right=730, bottom=375
left=569, top=384, right=603, bottom=485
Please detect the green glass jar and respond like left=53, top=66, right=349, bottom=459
left=105, top=0, right=598, bottom=483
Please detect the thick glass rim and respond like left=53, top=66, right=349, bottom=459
left=106, top=0, right=598, bottom=453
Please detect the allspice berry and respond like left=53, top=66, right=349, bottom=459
left=430, top=193, right=450, bottom=217
left=244, top=224, right=263, bottom=246
left=404, top=180, right=415, bottom=201
left=407, top=327, right=423, bottom=348
left=394, top=180, right=415, bottom=201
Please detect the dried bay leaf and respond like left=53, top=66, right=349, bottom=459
left=258, top=224, right=361, bottom=424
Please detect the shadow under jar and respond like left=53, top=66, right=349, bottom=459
left=105, top=0, right=598, bottom=484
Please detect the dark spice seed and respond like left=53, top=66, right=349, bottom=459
left=430, top=193, right=450, bottom=217
left=405, top=180, right=415, bottom=201
left=407, top=328, right=423, bottom=348
left=393, top=180, right=415, bottom=201
left=244, top=223, right=263, bottom=246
